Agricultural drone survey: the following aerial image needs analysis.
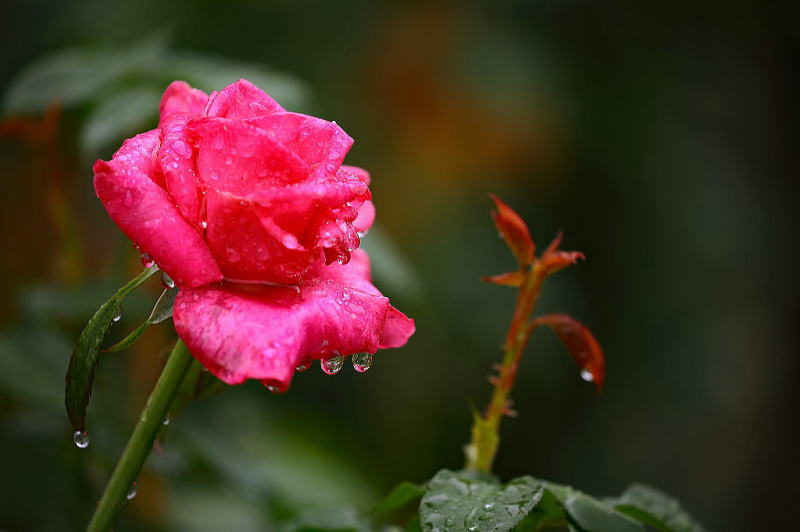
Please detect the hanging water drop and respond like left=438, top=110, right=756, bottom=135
left=580, top=369, right=594, bottom=383
left=73, top=430, right=90, bottom=448
left=295, top=364, right=308, bottom=372
left=266, top=385, right=279, bottom=393
left=126, top=482, right=138, bottom=500
left=321, top=355, right=344, bottom=375
left=112, top=306, right=122, bottom=323
left=352, top=353, right=373, bottom=373
left=160, top=271, right=175, bottom=289
left=140, top=253, right=155, bottom=268
left=162, top=415, right=170, bottom=426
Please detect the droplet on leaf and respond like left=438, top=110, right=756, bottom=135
left=160, top=271, right=175, bottom=289
left=112, top=306, right=122, bottom=323
left=126, top=482, right=137, bottom=500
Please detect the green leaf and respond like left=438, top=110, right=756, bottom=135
left=419, top=469, right=543, bottom=532
left=563, top=493, right=644, bottom=532
left=514, top=489, right=567, bottom=531
left=80, top=86, right=161, bottom=157
left=64, top=267, right=158, bottom=430
left=369, top=481, right=426, bottom=520
left=2, top=47, right=128, bottom=115
left=104, top=287, right=177, bottom=352
left=283, top=506, right=372, bottom=532
left=612, top=484, right=706, bottom=532
left=3, top=33, right=166, bottom=116
left=152, top=51, right=309, bottom=111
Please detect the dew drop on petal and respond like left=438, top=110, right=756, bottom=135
left=226, top=248, right=241, bottom=263
left=321, top=355, right=344, bottom=375
left=172, top=140, right=191, bottom=158
left=140, top=253, right=155, bottom=268
left=352, top=353, right=373, bottom=373
left=200, top=220, right=208, bottom=230
left=580, top=369, right=594, bottom=383
left=73, top=430, right=90, bottom=448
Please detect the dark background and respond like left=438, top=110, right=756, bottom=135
left=1, top=1, right=798, bottom=530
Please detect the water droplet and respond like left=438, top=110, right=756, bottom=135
left=467, top=525, right=478, bottom=531
left=352, top=353, right=373, bottom=373
left=140, top=253, right=155, bottom=268
left=73, top=430, right=90, bottom=448
left=172, top=140, right=191, bottom=158
left=295, top=364, right=308, bottom=372
left=200, top=220, right=208, bottom=230
left=321, top=355, right=344, bottom=375
left=162, top=415, right=170, bottom=426
left=580, top=369, right=594, bottom=382
left=126, top=482, right=138, bottom=500
left=160, top=271, right=175, bottom=289
left=227, top=248, right=241, bottom=263
left=266, top=385, right=279, bottom=393
left=112, top=306, right=122, bottom=322
left=483, top=502, right=495, bottom=510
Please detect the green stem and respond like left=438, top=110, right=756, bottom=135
left=86, top=339, right=194, bottom=532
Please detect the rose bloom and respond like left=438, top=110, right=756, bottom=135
left=94, top=79, right=414, bottom=391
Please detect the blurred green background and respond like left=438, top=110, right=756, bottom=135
left=1, top=1, right=798, bottom=530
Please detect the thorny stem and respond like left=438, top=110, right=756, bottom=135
left=465, top=262, right=545, bottom=472
left=86, top=340, right=194, bottom=532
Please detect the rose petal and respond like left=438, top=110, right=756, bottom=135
left=174, top=250, right=413, bottom=391
left=204, top=188, right=319, bottom=284
left=247, top=112, right=353, bottom=177
left=205, top=79, right=284, bottom=120
left=93, top=129, right=222, bottom=287
left=158, top=81, right=208, bottom=127
left=190, top=116, right=310, bottom=195
left=306, top=249, right=415, bottom=348
left=341, top=165, right=371, bottom=185
left=353, top=200, right=375, bottom=234
left=158, top=118, right=201, bottom=226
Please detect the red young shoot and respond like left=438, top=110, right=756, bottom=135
left=464, top=195, right=604, bottom=473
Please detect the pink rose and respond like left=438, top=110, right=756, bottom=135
left=93, top=79, right=414, bottom=391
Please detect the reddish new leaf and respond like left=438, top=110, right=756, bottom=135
left=531, top=313, right=604, bottom=391
left=489, top=194, right=535, bottom=267
left=482, top=271, right=525, bottom=287
left=540, top=231, right=584, bottom=275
